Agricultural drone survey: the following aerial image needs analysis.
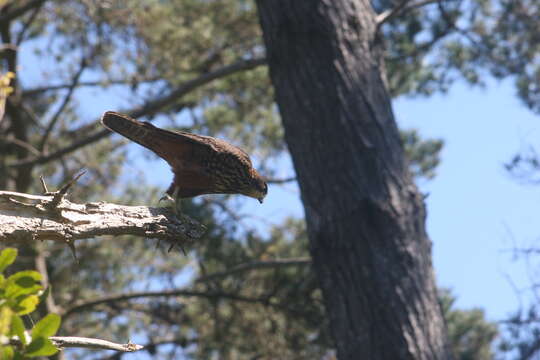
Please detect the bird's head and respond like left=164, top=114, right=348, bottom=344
left=243, top=172, right=268, bottom=204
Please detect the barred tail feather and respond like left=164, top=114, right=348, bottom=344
left=101, top=111, right=161, bottom=152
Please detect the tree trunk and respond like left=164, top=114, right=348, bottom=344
left=256, top=1, right=452, bottom=359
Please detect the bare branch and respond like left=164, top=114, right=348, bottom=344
left=265, top=176, right=296, bottom=184
left=49, top=336, right=143, bottom=352
left=376, top=0, right=409, bottom=28
left=0, top=0, right=47, bottom=24
left=7, top=128, right=111, bottom=168
left=39, top=58, right=87, bottom=152
left=0, top=136, right=40, bottom=155
left=99, top=338, right=194, bottom=360
left=8, top=57, right=267, bottom=168
left=15, top=0, right=44, bottom=45
left=63, top=289, right=275, bottom=317
left=63, top=258, right=311, bottom=317
left=196, top=258, right=311, bottom=283
left=376, top=0, right=440, bottom=29
left=127, top=57, right=267, bottom=118
left=22, top=77, right=162, bottom=97
left=0, top=190, right=205, bottom=249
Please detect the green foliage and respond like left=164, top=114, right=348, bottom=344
left=401, top=129, right=444, bottom=180
left=380, top=0, right=540, bottom=116
left=0, top=248, right=61, bottom=359
left=440, top=289, right=498, bottom=360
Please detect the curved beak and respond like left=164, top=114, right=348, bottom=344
left=258, top=198, right=264, bottom=204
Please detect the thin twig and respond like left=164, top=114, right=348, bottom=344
left=0, top=136, right=40, bottom=155
left=376, top=0, right=441, bottom=29
left=42, top=170, right=85, bottom=210
left=39, top=58, right=87, bottom=152
left=265, top=176, right=296, bottom=184
left=39, top=174, right=48, bottom=193
left=63, top=289, right=276, bottom=317
left=376, top=0, right=410, bottom=28
left=23, top=77, right=163, bottom=97
left=15, top=0, right=44, bottom=45
left=99, top=338, right=194, bottom=360
left=196, top=258, right=311, bottom=283
left=49, top=336, right=143, bottom=352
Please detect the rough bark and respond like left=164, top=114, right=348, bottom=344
left=0, top=190, right=205, bottom=249
left=256, top=1, right=451, bottom=359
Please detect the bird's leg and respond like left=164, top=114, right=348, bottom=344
left=174, top=187, right=182, bottom=214
left=156, top=186, right=182, bottom=252
left=159, top=186, right=181, bottom=215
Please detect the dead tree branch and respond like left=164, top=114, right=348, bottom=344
left=10, top=336, right=144, bottom=353
left=49, top=336, right=144, bottom=352
left=0, top=175, right=205, bottom=251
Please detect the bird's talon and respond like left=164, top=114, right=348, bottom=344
left=159, top=194, right=174, bottom=203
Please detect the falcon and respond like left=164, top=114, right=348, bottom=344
left=101, top=111, right=267, bottom=211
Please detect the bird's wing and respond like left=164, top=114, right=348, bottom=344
left=101, top=111, right=214, bottom=166
left=210, top=137, right=253, bottom=168
left=101, top=111, right=218, bottom=193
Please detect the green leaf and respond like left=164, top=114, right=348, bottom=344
left=0, top=248, right=17, bottom=273
left=31, top=314, right=61, bottom=338
left=0, top=306, right=13, bottom=336
left=12, top=295, right=39, bottom=315
left=9, top=315, right=26, bottom=345
left=0, top=345, right=15, bottom=360
left=25, top=337, right=59, bottom=357
left=5, top=271, right=42, bottom=299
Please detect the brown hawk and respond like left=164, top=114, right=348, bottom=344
left=101, top=111, right=267, bottom=209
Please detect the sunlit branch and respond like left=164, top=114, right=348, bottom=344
left=49, top=336, right=143, bottom=352
left=376, top=0, right=441, bottom=29
left=99, top=338, right=195, bottom=360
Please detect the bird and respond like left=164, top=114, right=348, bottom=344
left=100, top=111, right=267, bottom=213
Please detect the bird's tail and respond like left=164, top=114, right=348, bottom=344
left=101, top=111, right=162, bottom=152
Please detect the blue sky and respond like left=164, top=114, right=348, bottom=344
left=395, top=79, right=540, bottom=321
